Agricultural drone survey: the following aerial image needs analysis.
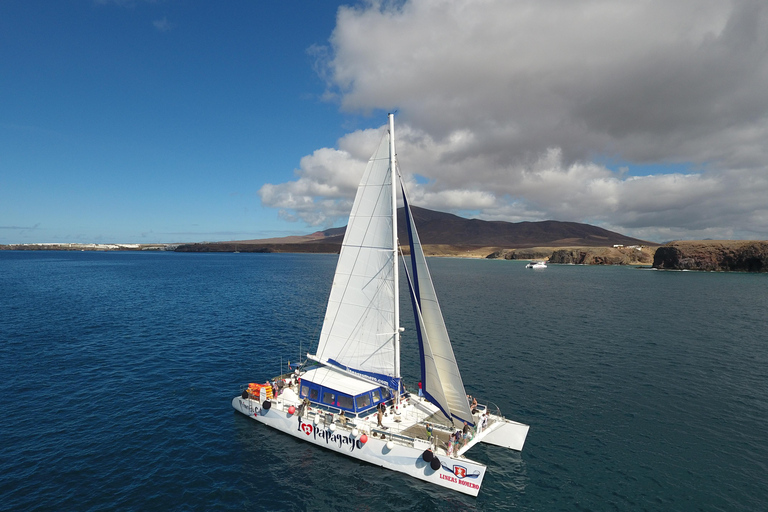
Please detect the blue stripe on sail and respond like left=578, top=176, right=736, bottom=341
left=404, top=265, right=427, bottom=389
left=404, top=268, right=453, bottom=422
left=452, top=412, right=475, bottom=427
left=326, top=358, right=400, bottom=391
left=401, top=184, right=454, bottom=423
left=402, top=185, right=421, bottom=303
left=401, top=188, right=426, bottom=389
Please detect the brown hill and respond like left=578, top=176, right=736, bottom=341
left=176, top=207, right=652, bottom=254
left=390, top=207, right=650, bottom=248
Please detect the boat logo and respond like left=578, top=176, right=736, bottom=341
left=441, top=462, right=482, bottom=481
left=297, top=419, right=365, bottom=452
left=438, top=463, right=482, bottom=489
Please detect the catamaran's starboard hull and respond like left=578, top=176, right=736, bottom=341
left=232, top=397, right=487, bottom=496
left=479, top=419, right=530, bottom=451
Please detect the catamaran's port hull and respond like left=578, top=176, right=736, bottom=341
left=232, top=396, right=487, bottom=496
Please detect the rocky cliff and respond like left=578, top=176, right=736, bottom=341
left=485, top=248, right=555, bottom=260
left=548, top=246, right=655, bottom=265
left=652, top=241, right=768, bottom=272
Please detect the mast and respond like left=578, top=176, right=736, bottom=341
left=389, top=113, right=400, bottom=386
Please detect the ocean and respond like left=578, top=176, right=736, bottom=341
left=1, top=251, right=766, bottom=511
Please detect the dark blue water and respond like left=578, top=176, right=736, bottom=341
left=1, top=252, right=766, bottom=511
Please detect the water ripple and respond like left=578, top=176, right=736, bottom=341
left=1, top=253, right=766, bottom=510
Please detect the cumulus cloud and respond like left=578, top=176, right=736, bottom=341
left=260, top=0, right=768, bottom=241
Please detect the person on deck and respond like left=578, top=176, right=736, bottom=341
left=462, top=421, right=470, bottom=447
left=299, top=397, right=309, bottom=417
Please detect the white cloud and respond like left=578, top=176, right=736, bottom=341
left=152, top=17, right=172, bottom=32
left=261, top=0, right=768, bottom=241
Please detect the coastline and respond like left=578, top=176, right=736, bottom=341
left=4, top=240, right=766, bottom=272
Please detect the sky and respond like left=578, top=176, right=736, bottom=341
left=2, top=0, right=768, bottom=245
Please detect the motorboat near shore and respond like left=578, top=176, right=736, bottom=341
left=232, top=114, right=529, bottom=496
left=526, top=261, right=547, bottom=269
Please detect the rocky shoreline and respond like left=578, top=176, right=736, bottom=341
left=652, top=240, right=768, bottom=272
left=4, top=240, right=767, bottom=272
left=485, top=245, right=655, bottom=265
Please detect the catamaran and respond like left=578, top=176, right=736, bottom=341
left=232, top=114, right=529, bottom=496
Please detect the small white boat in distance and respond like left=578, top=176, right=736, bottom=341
left=232, top=114, right=529, bottom=497
left=526, top=261, right=547, bottom=269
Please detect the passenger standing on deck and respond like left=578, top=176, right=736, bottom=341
left=377, top=402, right=384, bottom=427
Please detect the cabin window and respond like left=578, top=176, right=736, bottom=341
left=380, top=387, right=391, bottom=400
left=337, top=394, right=353, bottom=409
left=371, top=389, right=380, bottom=402
left=355, top=393, right=371, bottom=409
left=322, top=391, right=335, bottom=405
left=309, top=388, right=319, bottom=401
left=300, top=385, right=309, bottom=398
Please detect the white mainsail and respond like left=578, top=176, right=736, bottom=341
left=310, top=131, right=398, bottom=388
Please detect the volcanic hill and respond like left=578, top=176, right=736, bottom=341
left=176, top=206, right=652, bottom=256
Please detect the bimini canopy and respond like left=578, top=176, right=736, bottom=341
left=299, top=366, right=391, bottom=415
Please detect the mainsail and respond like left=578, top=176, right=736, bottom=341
left=310, top=132, right=399, bottom=389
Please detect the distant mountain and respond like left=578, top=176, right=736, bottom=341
left=176, top=206, right=652, bottom=253
left=299, top=206, right=652, bottom=248
left=232, top=227, right=346, bottom=245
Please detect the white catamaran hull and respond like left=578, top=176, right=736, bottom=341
left=232, top=396, right=488, bottom=496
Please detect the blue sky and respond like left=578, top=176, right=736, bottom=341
left=3, top=0, right=768, bottom=244
left=1, top=1, right=362, bottom=243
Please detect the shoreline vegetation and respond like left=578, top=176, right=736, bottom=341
left=2, top=240, right=767, bottom=272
